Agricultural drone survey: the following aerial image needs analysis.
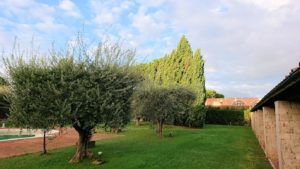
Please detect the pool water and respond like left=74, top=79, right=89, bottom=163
left=0, top=135, right=35, bottom=140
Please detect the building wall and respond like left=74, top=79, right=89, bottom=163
left=251, top=101, right=300, bottom=169
left=263, top=107, right=278, bottom=168
left=257, top=109, right=265, bottom=149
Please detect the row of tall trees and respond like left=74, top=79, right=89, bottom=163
left=136, top=36, right=206, bottom=105
left=135, top=36, right=206, bottom=127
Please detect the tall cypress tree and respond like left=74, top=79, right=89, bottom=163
left=191, top=49, right=206, bottom=105
left=135, top=35, right=206, bottom=105
left=135, top=35, right=206, bottom=128
left=174, top=36, right=193, bottom=84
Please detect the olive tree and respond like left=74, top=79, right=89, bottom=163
left=5, top=37, right=141, bottom=162
left=59, top=61, right=140, bottom=163
left=132, top=86, right=196, bottom=137
left=6, top=61, right=65, bottom=154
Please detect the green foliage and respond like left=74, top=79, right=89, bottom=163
left=135, top=36, right=206, bottom=105
left=0, top=86, right=10, bottom=120
left=131, top=85, right=196, bottom=136
left=206, top=89, right=224, bottom=98
left=7, top=63, right=62, bottom=130
left=0, top=76, right=8, bottom=85
left=174, top=105, right=206, bottom=128
left=5, top=36, right=141, bottom=161
left=244, top=108, right=251, bottom=126
left=187, top=105, right=206, bottom=128
left=206, top=107, right=245, bottom=125
left=6, top=61, right=64, bottom=154
left=135, top=36, right=206, bottom=128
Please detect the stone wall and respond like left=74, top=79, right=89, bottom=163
left=257, top=109, right=265, bottom=149
left=263, top=107, right=278, bottom=168
left=251, top=101, right=300, bottom=169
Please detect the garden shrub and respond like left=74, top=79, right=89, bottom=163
left=131, top=85, right=196, bottom=137
left=243, top=108, right=251, bottom=126
left=0, top=86, right=10, bottom=120
left=174, top=105, right=206, bottom=128
left=205, top=107, right=244, bottom=125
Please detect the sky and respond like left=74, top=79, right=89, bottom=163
left=0, top=0, right=299, bottom=98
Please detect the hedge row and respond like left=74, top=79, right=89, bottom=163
left=173, top=105, right=206, bottom=128
left=0, top=86, right=9, bottom=120
left=205, top=107, right=245, bottom=125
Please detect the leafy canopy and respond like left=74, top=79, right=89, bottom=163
left=131, top=85, right=196, bottom=136
left=4, top=35, right=141, bottom=161
left=135, top=36, right=206, bottom=105
left=206, top=89, right=225, bottom=98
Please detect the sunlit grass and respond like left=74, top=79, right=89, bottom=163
left=0, top=124, right=272, bottom=169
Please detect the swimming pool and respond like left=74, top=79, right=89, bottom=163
left=0, top=135, right=35, bottom=140
left=0, top=128, right=58, bottom=141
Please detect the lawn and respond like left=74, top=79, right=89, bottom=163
left=0, top=125, right=272, bottom=169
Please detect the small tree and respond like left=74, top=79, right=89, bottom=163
left=61, top=62, right=140, bottom=163
left=60, top=39, right=140, bottom=163
left=206, top=89, right=224, bottom=98
left=6, top=62, right=63, bottom=154
left=132, top=86, right=196, bottom=137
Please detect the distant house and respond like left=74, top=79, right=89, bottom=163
left=205, top=98, right=260, bottom=109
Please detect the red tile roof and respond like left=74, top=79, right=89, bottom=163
left=205, top=98, right=261, bottom=109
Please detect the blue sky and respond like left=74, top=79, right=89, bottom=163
left=0, top=0, right=299, bottom=97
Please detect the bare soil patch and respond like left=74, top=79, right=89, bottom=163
left=0, top=128, right=121, bottom=158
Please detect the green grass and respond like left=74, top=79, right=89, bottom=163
left=0, top=125, right=272, bottom=169
left=0, top=135, right=35, bottom=140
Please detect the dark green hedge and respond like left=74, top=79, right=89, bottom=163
left=0, top=87, right=9, bottom=120
left=205, top=107, right=244, bottom=125
left=173, top=105, right=206, bottom=128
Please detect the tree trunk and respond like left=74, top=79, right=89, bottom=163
left=59, top=124, right=64, bottom=135
left=156, top=120, right=163, bottom=137
left=135, top=117, right=140, bottom=126
left=42, top=129, right=47, bottom=155
left=69, top=126, right=91, bottom=163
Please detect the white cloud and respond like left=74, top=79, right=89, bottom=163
left=0, top=0, right=67, bottom=34
left=239, top=0, right=290, bottom=11
left=164, top=0, right=300, bottom=97
left=0, top=0, right=71, bottom=57
left=59, top=0, right=81, bottom=18
left=93, top=12, right=114, bottom=25
left=35, top=17, right=66, bottom=32
left=90, top=0, right=133, bottom=25
left=131, top=8, right=166, bottom=38
left=206, top=67, right=217, bottom=73
left=136, top=0, right=166, bottom=8
left=0, top=0, right=55, bottom=21
left=1, top=0, right=299, bottom=97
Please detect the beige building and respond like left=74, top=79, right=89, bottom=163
left=251, top=64, right=300, bottom=169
